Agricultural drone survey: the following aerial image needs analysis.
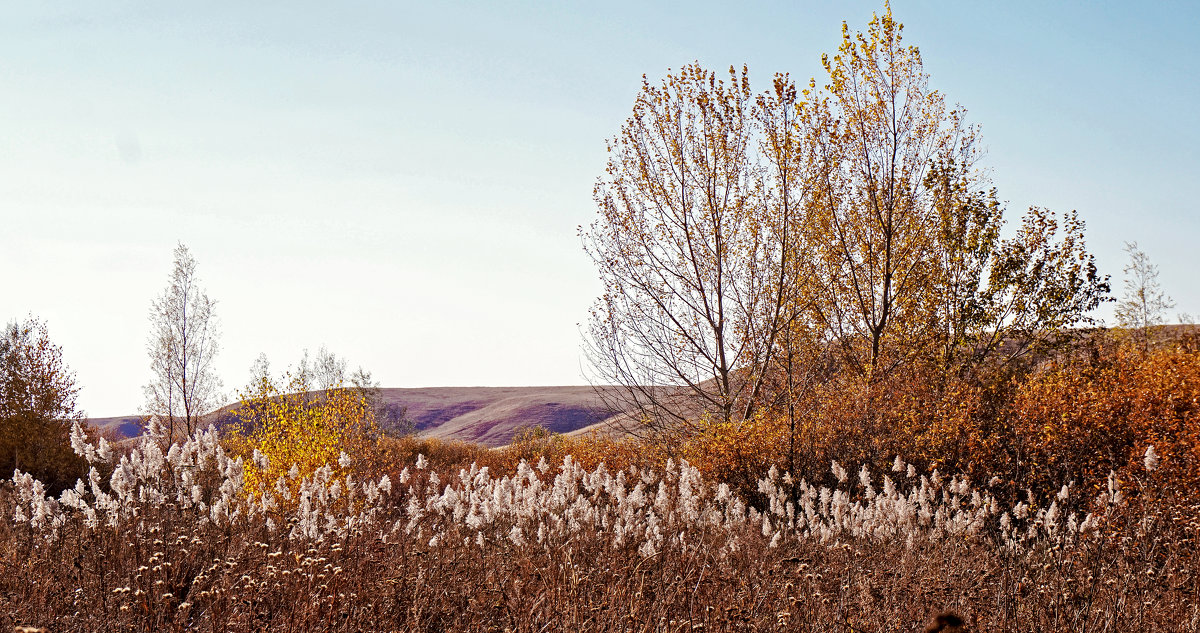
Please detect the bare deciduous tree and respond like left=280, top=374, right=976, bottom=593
left=291, top=345, right=378, bottom=402
left=244, top=346, right=384, bottom=426
left=1115, top=240, right=1175, bottom=353
left=144, top=243, right=223, bottom=438
left=583, top=64, right=808, bottom=434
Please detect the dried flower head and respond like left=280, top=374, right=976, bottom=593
left=1143, top=445, right=1159, bottom=472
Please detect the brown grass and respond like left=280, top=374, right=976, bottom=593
left=2, top=453, right=1196, bottom=633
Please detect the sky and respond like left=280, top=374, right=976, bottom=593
left=3, top=1, right=1198, bottom=417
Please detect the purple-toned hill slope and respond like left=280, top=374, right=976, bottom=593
left=87, top=386, right=631, bottom=447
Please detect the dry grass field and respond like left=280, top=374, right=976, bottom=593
left=2, top=420, right=1197, bottom=632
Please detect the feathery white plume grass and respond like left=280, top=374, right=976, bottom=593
left=4, top=420, right=1133, bottom=573
left=1144, top=445, right=1160, bottom=472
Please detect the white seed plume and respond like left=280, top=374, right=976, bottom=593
left=1143, top=445, right=1159, bottom=472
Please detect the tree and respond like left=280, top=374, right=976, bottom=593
left=242, top=347, right=388, bottom=430
left=0, top=317, right=87, bottom=492
left=787, top=7, right=1109, bottom=468
left=754, top=73, right=827, bottom=475
left=799, top=7, right=1110, bottom=387
left=1114, top=241, right=1175, bottom=352
left=582, top=63, right=809, bottom=434
left=286, top=345, right=381, bottom=408
left=311, top=346, right=348, bottom=392
left=228, top=363, right=381, bottom=498
left=583, top=5, right=1111, bottom=452
left=143, top=243, right=223, bottom=439
left=965, top=206, right=1110, bottom=371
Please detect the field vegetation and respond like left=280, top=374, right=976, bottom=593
left=1, top=371, right=1198, bottom=631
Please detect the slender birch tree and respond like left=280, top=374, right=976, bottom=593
left=144, top=243, right=223, bottom=438
left=1115, top=241, right=1175, bottom=353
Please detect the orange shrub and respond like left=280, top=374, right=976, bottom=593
left=768, top=367, right=983, bottom=483
left=880, top=367, right=1004, bottom=479
left=376, top=433, right=500, bottom=477
left=497, top=426, right=664, bottom=475
left=681, top=413, right=786, bottom=494
left=1008, top=341, right=1200, bottom=492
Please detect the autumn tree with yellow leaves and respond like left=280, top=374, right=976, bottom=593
left=801, top=9, right=1109, bottom=398
left=584, top=4, right=1111, bottom=472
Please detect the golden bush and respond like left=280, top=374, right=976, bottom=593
left=225, top=372, right=381, bottom=496
left=680, top=412, right=786, bottom=493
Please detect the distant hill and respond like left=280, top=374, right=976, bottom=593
left=87, top=386, right=633, bottom=448
left=377, top=386, right=629, bottom=446
left=86, top=416, right=146, bottom=440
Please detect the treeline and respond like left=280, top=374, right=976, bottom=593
left=578, top=6, right=1193, bottom=500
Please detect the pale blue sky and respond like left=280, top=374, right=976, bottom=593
left=3, top=1, right=1198, bottom=417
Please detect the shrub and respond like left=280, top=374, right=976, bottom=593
left=1009, top=340, right=1200, bottom=494
left=375, top=433, right=499, bottom=477
left=224, top=372, right=382, bottom=497
left=499, top=426, right=663, bottom=475
left=681, top=412, right=785, bottom=495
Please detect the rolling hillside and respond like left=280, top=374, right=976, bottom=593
left=87, top=385, right=632, bottom=448
left=376, top=386, right=625, bottom=446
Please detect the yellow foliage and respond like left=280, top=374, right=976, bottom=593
left=226, top=372, right=380, bottom=497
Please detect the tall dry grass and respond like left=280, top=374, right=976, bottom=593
left=1, top=420, right=1196, bottom=632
